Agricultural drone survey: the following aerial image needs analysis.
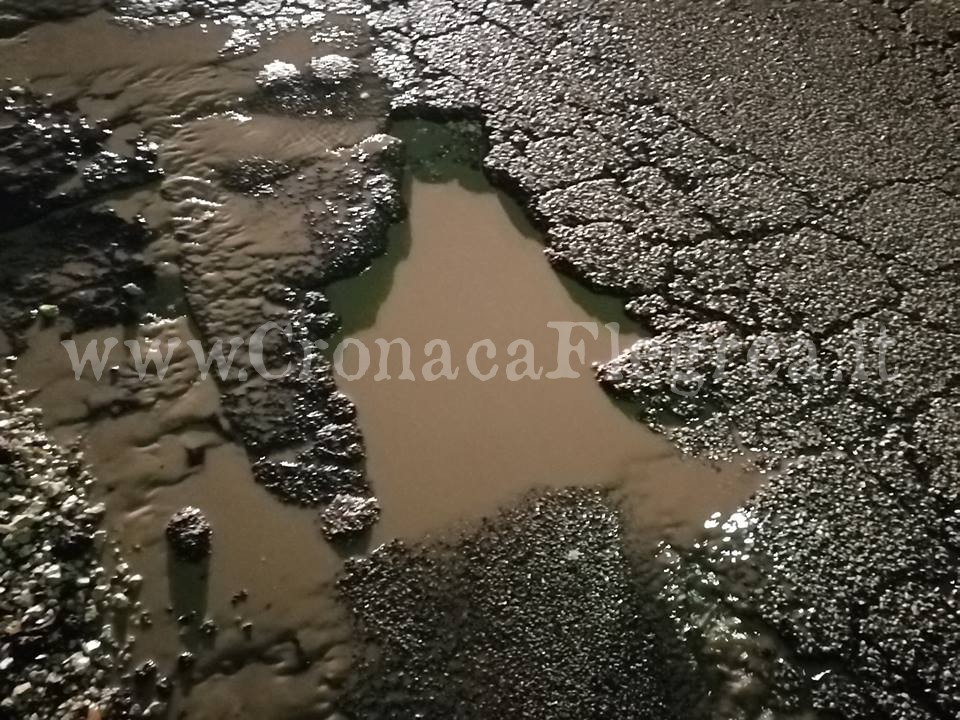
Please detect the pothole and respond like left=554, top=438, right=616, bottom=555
left=328, top=161, right=763, bottom=549
left=1, top=11, right=768, bottom=719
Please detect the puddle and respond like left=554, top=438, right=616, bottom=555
left=11, top=169, right=762, bottom=677
left=2, top=12, right=385, bottom=715
left=14, top=320, right=344, bottom=672
left=2, top=10, right=765, bottom=717
left=328, top=171, right=763, bottom=548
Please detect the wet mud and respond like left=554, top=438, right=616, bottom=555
left=13, top=319, right=348, bottom=710
left=0, top=11, right=382, bottom=717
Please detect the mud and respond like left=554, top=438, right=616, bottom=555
left=3, top=7, right=393, bottom=517
left=1, top=13, right=389, bottom=716
left=14, top=316, right=350, bottom=715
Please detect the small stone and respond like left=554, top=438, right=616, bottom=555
left=165, top=506, right=212, bottom=561
left=37, top=304, right=58, bottom=321
left=318, top=494, right=380, bottom=538
left=144, top=700, right=166, bottom=718
left=308, top=54, right=359, bottom=84
left=44, top=564, right=61, bottom=582
left=82, top=640, right=101, bottom=654
left=134, top=660, right=157, bottom=683
left=357, top=134, right=404, bottom=168
left=221, top=27, right=260, bottom=57
left=111, top=592, right=131, bottom=611
left=68, top=653, right=90, bottom=672
left=256, top=60, right=300, bottom=89
left=155, top=674, right=173, bottom=699
left=120, top=283, right=144, bottom=300
left=177, top=651, right=195, bottom=672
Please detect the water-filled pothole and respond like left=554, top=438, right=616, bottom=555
left=327, top=162, right=762, bottom=548
left=2, top=12, right=764, bottom=716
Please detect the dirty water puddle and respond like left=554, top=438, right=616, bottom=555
left=10, top=170, right=762, bottom=713
left=3, top=11, right=763, bottom=718
left=328, top=173, right=762, bottom=548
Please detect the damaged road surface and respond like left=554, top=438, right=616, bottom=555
left=0, top=1, right=959, bottom=720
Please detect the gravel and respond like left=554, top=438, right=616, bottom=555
left=0, top=370, right=138, bottom=719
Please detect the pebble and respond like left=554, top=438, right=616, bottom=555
left=165, top=506, right=212, bottom=561
left=256, top=60, right=300, bottom=88
left=308, top=54, right=359, bottom=84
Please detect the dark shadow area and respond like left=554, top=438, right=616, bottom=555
left=326, top=119, right=488, bottom=341
left=327, top=523, right=377, bottom=561
left=326, top=216, right=412, bottom=339
left=391, top=118, right=488, bottom=189
left=166, top=552, right=210, bottom=653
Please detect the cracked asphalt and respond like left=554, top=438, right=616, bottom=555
left=360, top=2, right=960, bottom=715
left=0, top=0, right=958, bottom=718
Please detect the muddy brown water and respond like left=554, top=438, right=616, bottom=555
left=3, top=14, right=359, bottom=714
left=328, top=175, right=761, bottom=548
left=16, top=321, right=346, bottom=671
left=4, top=12, right=763, bottom=718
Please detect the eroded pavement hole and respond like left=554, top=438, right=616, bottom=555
left=0, top=12, right=766, bottom=719
left=327, top=122, right=763, bottom=549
